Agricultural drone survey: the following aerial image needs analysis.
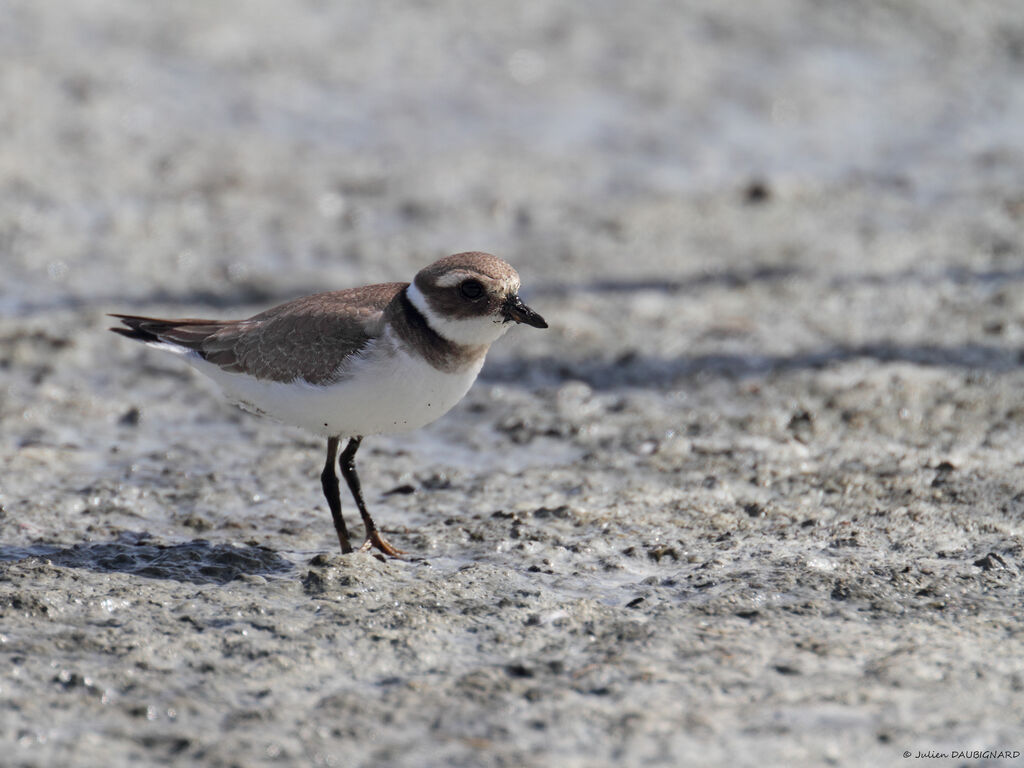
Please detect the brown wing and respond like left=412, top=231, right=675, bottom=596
left=111, top=282, right=406, bottom=385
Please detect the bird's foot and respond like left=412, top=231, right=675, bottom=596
left=360, top=530, right=405, bottom=557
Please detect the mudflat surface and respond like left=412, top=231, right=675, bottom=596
left=3, top=2, right=1024, bottom=766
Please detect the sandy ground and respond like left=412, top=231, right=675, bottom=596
left=3, top=1, right=1024, bottom=766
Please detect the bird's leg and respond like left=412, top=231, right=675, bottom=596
left=339, top=436, right=404, bottom=556
left=321, top=437, right=353, bottom=554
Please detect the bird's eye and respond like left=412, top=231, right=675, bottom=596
left=459, top=279, right=484, bottom=300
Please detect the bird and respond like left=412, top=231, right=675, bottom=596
left=110, top=252, right=547, bottom=556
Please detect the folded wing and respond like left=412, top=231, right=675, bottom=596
left=110, top=282, right=406, bottom=385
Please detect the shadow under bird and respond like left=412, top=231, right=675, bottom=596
left=111, top=252, right=547, bottom=556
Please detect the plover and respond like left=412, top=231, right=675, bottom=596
left=111, top=252, right=547, bottom=556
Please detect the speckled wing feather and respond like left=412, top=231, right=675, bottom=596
left=111, top=282, right=406, bottom=385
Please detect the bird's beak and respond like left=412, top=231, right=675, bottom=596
left=503, top=294, right=548, bottom=328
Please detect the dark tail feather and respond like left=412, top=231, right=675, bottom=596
left=108, top=313, right=224, bottom=348
left=110, top=325, right=161, bottom=343
left=109, top=314, right=168, bottom=343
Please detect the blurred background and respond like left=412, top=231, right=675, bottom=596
left=4, top=1, right=1023, bottom=323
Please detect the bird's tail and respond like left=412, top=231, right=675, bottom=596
left=108, top=314, right=225, bottom=350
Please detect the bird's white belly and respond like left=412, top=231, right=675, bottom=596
left=189, top=346, right=485, bottom=438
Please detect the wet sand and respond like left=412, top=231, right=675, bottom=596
left=3, top=2, right=1024, bottom=766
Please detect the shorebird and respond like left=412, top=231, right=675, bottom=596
left=111, top=252, right=547, bottom=556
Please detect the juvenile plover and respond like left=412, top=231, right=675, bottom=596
left=111, top=252, right=547, bottom=556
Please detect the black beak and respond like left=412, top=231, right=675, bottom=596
left=503, top=294, right=548, bottom=328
